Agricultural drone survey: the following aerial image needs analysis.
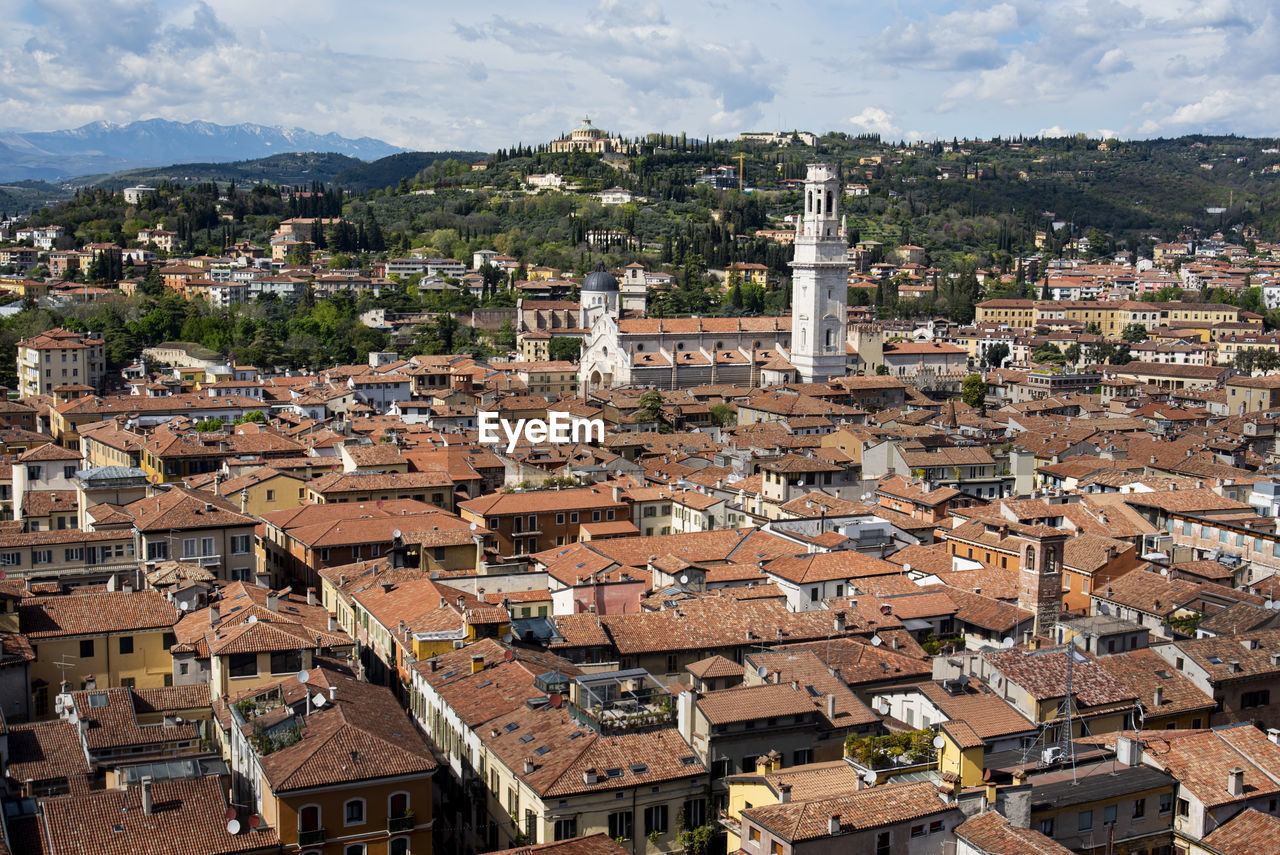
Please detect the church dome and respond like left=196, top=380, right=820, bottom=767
left=582, top=265, right=619, bottom=293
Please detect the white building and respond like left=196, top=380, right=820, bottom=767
left=789, top=163, right=849, bottom=383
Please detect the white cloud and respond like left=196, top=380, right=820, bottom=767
left=848, top=107, right=899, bottom=138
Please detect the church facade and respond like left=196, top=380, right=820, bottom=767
left=578, top=164, right=850, bottom=396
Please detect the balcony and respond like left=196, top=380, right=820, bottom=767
left=298, top=828, right=326, bottom=846
left=388, top=812, right=415, bottom=832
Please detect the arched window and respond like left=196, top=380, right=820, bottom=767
left=816, top=195, right=822, bottom=215
left=390, top=792, right=410, bottom=818
left=299, top=805, right=321, bottom=832
left=826, top=190, right=833, bottom=212
left=807, top=191, right=812, bottom=212
left=800, top=329, right=807, bottom=348
left=390, top=839, right=410, bottom=855
left=825, top=329, right=834, bottom=348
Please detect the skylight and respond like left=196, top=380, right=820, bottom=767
left=504, top=722, right=519, bottom=733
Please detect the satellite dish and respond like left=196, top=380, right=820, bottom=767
left=679, top=574, right=690, bottom=585
left=549, top=692, right=563, bottom=708
left=1267, top=600, right=1275, bottom=610
left=903, top=563, right=911, bottom=574
left=66, top=713, right=79, bottom=725
left=393, top=529, right=402, bottom=540
left=871, top=635, right=883, bottom=647
left=296, top=670, right=310, bottom=684
left=932, top=735, right=946, bottom=749
left=470, top=521, right=477, bottom=531
left=224, top=807, right=237, bottom=821
left=248, top=815, right=261, bottom=829
left=502, top=633, right=514, bottom=643
left=862, top=770, right=877, bottom=785
left=247, top=615, right=258, bottom=623
left=1001, top=636, right=1015, bottom=648
left=179, top=601, right=190, bottom=611
left=226, top=819, right=241, bottom=835
left=313, top=693, right=326, bottom=707
left=876, top=701, right=890, bottom=715
left=756, top=665, right=768, bottom=679
left=1271, top=600, right=1280, bottom=612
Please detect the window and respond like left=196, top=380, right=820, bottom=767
left=1133, top=798, right=1146, bottom=819
left=682, top=799, right=706, bottom=830
left=201, top=537, right=215, bottom=556
left=182, top=538, right=197, bottom=558
left=270, top=650, right=302, bottom=674
left=80, top=639, right=95, bottom=658
left=1159, top=794, right=1173, bottom=814
left=1079, top=810, right=1093, bottom=831
left=911, top=824, right=927, bottom=838
left=644, top=805, right=668, bottom=836
left=608, top=811, right=632, bottom=840
left=65, top=547, right=83, bottom=562
left=554, top=817, right=577, bottom=841
left=556, top=513, right=565, bottom=525
left=119, top=636, right=134, bottom=655
left=0, top=552, right=19, bottom=566
left=570, top=512, right=578, bottom=523
left=592, top=510, right=601, bottom=522
left=1242, top=689, right=1272, bottom=709
left=1176, top=799, right=1190, bottom=818
left=1104, top=804, right=1117, bottom=825
left=876, top=831, right=891, bottom=855
left=810, top=587, right=819, bottom=602
left=344, top=847, right=366, bottom=855
left=793, top=748, right=813, bottom=765
left=26, top=465, right=41, bottom=480
left=147, top=541, right=167, bottom=560
left=771, top=842, right=783, bottom=855
left=389, top=839, right=409, bottom=855
left=231, top=535, right=251, bottom=555
left=344, top=799, right=365, bottom=825
left=666, top=653, right=678, bottom=674
left=750, top=828, right=761, bottom=843
left=228, top=652, right=256, bottom=678
left=32, top=549, right=51, bottom=565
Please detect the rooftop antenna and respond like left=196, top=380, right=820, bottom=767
left=52, top=655, right=78, bottom=685
left=297, top=669, right=310, bottom=715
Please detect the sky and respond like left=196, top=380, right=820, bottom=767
left=0, top=0, right=1277, bottom=151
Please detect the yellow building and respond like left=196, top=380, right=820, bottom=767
left=723, top=756, right=865, bottom=850
left=937, top=720, right=985, bottom=787
left=207, top=616, right=351, bottom=701
left=221, top=664, right=436, bottom=855
left=208, top=467, right=309, bottom=517
left=20, top=590, right=178, bottom=719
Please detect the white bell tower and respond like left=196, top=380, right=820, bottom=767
left=789, top=163, right=849, bottom=383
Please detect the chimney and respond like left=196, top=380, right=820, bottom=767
left=265, top=591, right=278, bottom=612
left=83, top=674, right=97, bottom=691
left=327, top=615, right=338, bottom=631
left=828, top=813, right=840, bottom=835
left=833, top=611, right=846, bottom=633
left=471, top=654, right=485, bottom=674
left=1229, top=661, right=1242, bottom=674
left=1153, top=687, right=1163, bottom=706
left=141, top=777, right=154, bottom=815
left=778, top=783, right=792, bottom=803
left=584, top=769, right=599, bottom=785
left=329, top=685, right=336, bottom=702
left=307, top=589, right=316, bottom=607
left=524, top=758, right=535, bottom=775
left=209, top=604, right=220, bottom=625
left=1227, top=767, right=1244, bottom=797
left=826, top=694, right=836, bottom=719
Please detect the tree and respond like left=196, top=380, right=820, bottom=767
left=961, top=373, right=986, bottom=409
left=982, top=342, right=1010, bottom=368
left=708, top=403, right=735, bottom=427
left=1121, top=323, right=1147, bottom=343
left=548, top=337, right=582, bottom=362
left=635, top=390, right=668, bottom=430
left=234, top=410, right=267, bottom=425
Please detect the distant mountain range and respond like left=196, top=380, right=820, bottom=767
left=0, top=119, right=406, bottom=182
